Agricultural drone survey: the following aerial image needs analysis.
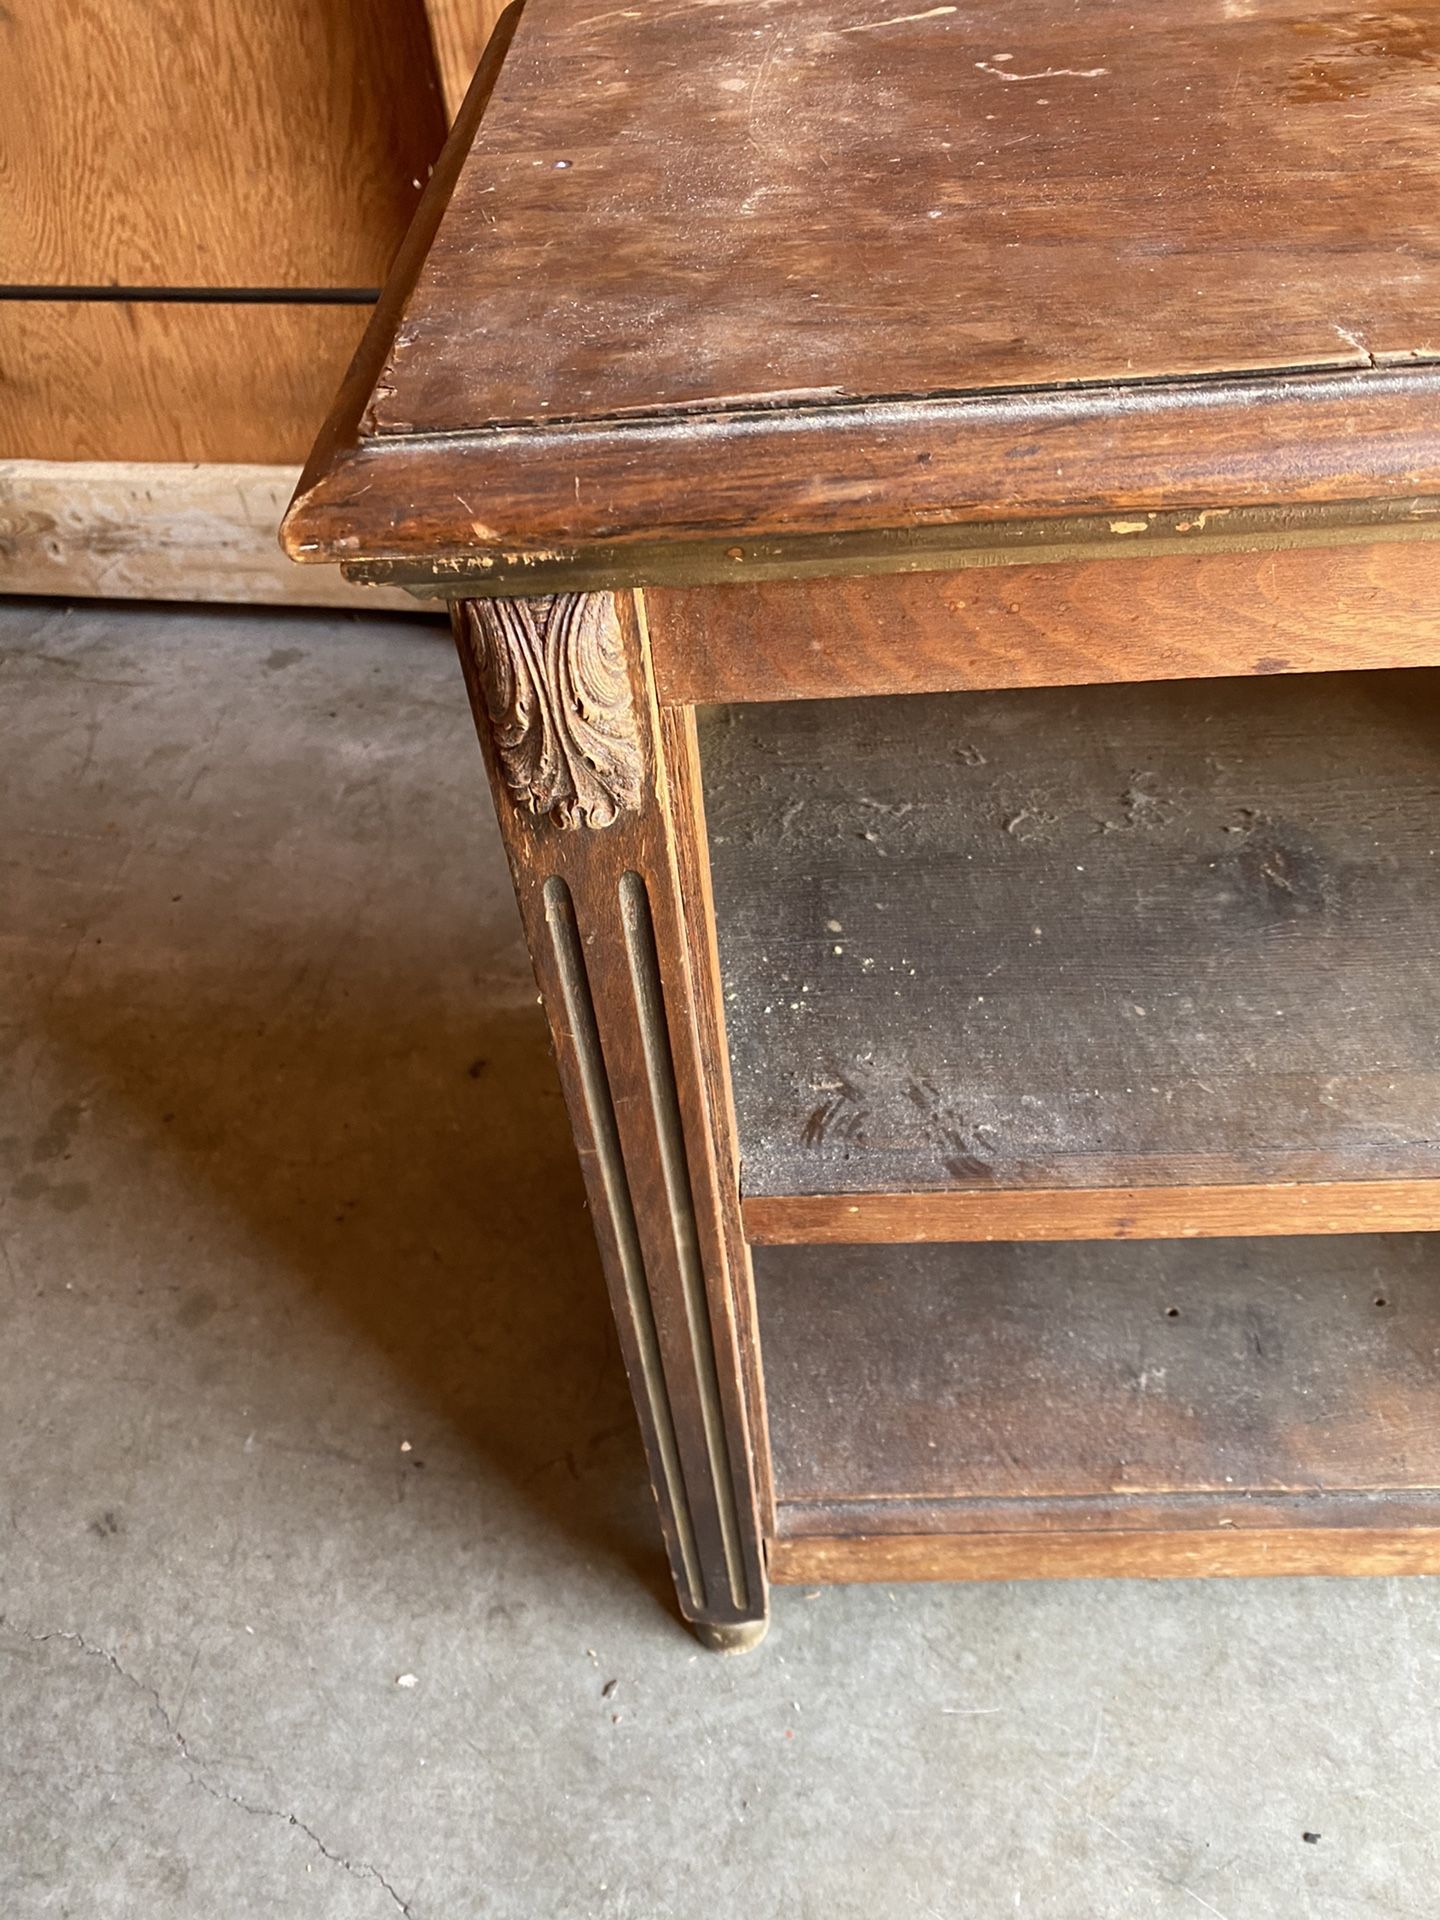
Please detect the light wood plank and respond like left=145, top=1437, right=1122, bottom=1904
left=0, top=461, right=416, bottom=610
left=3, top=0, right=444, bottom=286
left=744, top=1180, right=1440, bottom=1245
left=0, top=301, right=371, bottom=464
left=769, top=1529, right=1440, bottom=1583
left=423, top=0, right=510, bottom=120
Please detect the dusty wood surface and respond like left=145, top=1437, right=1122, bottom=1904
left=3, top=0, right=443, bottom=286
left=0, top=301, right=372, bottom=465
left=757, top=1234, right=1440, bottom=1567
left=0, top=463, right=417, bottom=610
left=744, top=1181, right=1440, bottom=1245
left=701, top=670, right=1440, bottom=1199
left=649, top=540, right=1440, bottom=706
left=373, top=0, right=1440, bottom=427
left=286, top=0, right=1440, bottom=575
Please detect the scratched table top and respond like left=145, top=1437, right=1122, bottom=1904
left=287, top=0, right=1440, bottom=577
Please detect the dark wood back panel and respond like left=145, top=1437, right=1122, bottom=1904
left=701, top=669, right=1440, bottom=1198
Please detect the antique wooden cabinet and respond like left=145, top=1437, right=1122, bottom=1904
left=285, top=0, right=1440, bottom=1649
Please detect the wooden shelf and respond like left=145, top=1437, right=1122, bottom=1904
left=757, top=1235, right=1440, bottom=1581
left=701, top=670, right=1440, bottom=1240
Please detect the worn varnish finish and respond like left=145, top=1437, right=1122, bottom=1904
left=288, top=368, right=1440, bottom=581
left=649, top=540, right=1440, bottom=707
left=758, top=1236, right=1440, bottom=1578
left=702, top=671, right=1440, bottom=1201
left=453, top=592, right=767, bottom=1649
left=282, top=0, right=1440, bottom=581
left=324, top=501, right=1440, bottom=601
left=659, top=704, right=779, bottom=1538
left=366, top=0, right=1440, bottom=427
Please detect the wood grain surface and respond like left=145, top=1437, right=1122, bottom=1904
left=757, top=1234, right=1440, bottom=1575
left=0, top=462, right=417, bottom=609
left=701, top=670, right=1440, bottom=1200
left=660, top=705, right=779, bottom=1535
left=769, top=1527, right=1440, bottom=1582
left=743, top=1181, right=1440, bottom=1245
left=289, top=365, right=1440, bottom=571
left=285, top=0, right=1440, bottom=576
left=373, top=0, right=1440, bottom=432
left=649, top=540, right=1440, bottom=706
left=287, top=5, right=525, bottom=546
left=424, top=0, right=510, bottom=119
left=4, top=0, right=444, bottom=287
left=0, top=301, right=372, bottom=463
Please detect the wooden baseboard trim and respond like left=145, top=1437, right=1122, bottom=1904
left=0, top=460, right=418, bottom=610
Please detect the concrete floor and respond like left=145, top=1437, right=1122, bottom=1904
left=2, top=596, right=1437, bottom=1919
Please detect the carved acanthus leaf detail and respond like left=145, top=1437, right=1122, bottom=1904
left=463, top=593, right=644, bottom=830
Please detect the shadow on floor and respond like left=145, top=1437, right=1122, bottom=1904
left=37, top=962, right=671, bottom=1611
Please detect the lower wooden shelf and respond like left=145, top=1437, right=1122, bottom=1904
left=755, top=1234, right=1440, bottom=1580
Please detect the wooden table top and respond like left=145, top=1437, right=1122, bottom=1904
left=286, top=0, right=1440, bottom=589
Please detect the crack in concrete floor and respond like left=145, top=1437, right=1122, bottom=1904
left=5, top=1623, right=415, bottom=1916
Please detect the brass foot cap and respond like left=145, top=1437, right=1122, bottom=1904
left=692, top=1617, right=769, bottom=1655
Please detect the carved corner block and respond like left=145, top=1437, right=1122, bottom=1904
left=460, top=592, right=645, bottom=831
